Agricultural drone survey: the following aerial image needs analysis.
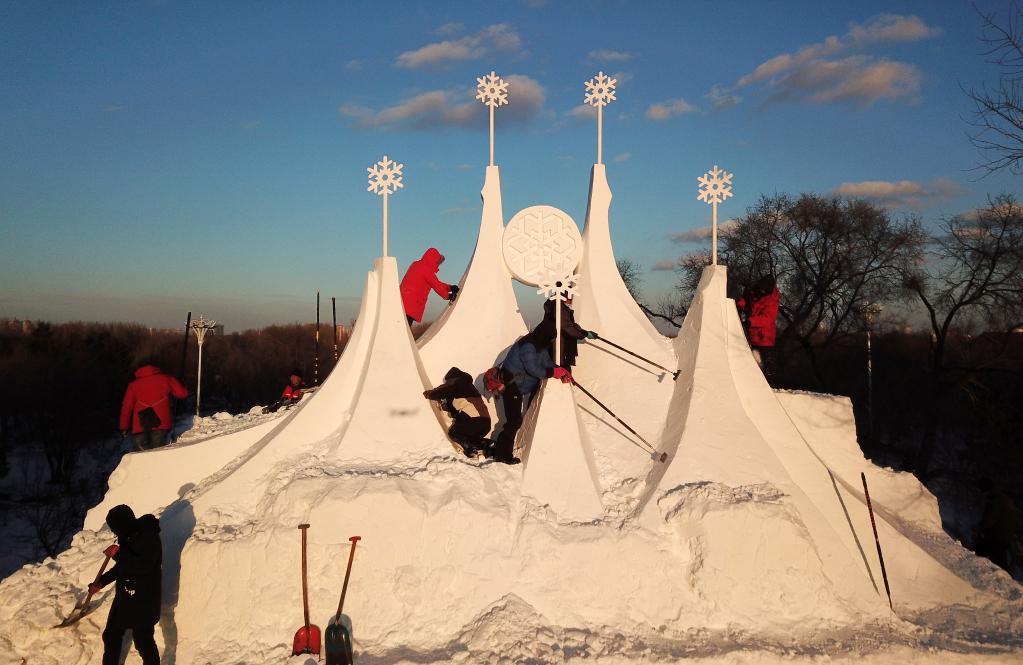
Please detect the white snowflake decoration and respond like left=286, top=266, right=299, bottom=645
left=476, top=71, right=509, bottom=108
left=584, top=71, right=617, bottom=108
left=366, top=155, right=404, bottom=196
left=536, top=271, right=579, bottom=302
left=697, top=165, right=734, bottom=205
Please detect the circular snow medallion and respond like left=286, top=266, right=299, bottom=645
left=502, top=205, right=583, bottom=287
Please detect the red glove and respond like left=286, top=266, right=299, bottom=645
left=88, top=583, right=102, bottom=595
left=552, top=367, right=572, bottom=383
left=103, top=544, right=119, bottom=558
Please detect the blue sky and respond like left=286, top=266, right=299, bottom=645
left=2, top=1, right=1021, bottom=330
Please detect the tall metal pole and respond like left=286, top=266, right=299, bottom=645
left=864, top=304, right=881, bottom=443
left=314, top=291, right=320, bottom=386
left=332, top=297, right=339, bottom=362
left=190, top=315, right=216, bottom=418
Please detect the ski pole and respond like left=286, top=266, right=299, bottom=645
left=333, top=536, right=361, bottom=622
left=593, top=335, right=680, bottom=381
left=861, top=472, right=893, bottom=610
left=570, top=379, right=668, bottom=463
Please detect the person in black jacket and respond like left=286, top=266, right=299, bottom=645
left=424, top=367, right=492, bottom=458
left=89, top=504, right=163, bottom=665
left=539, top=297, right=596, bottom=368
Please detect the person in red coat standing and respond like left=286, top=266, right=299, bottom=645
left=119, top=364, right=189, bottom=451
left=400, top=247, right=459, bottom=325
left=738, top=275, right=780, bottom=378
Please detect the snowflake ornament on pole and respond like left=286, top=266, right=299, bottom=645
left=476, top=71, right=508, bottom=166
left=537, top=271, right=580, bottom=367
left=697, top=165, right=734, bottom=266
left=584, top=71, right=617, bottom=165
left=190, top=315, right=217, bottom=417
left=367, top=155, right=404, bottom=257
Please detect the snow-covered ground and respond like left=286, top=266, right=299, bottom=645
left=0, top=164, right=1019, bottom=664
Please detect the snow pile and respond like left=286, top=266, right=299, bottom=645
left=0, top=163, right=1021, bottom=665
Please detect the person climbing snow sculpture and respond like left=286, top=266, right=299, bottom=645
left=738, top=275, right=780, bottom=378
left=485, top=327, right=572, bottom=464
left=400, top=247, right=459, bottom=326
left=89, top=504, right=163, bottom=665
left=423, top=367, right=492, bottom=458
left=119, top=363, right=189, bottom=451
left=539, top=295, right=596, bottom=368
left=282, top=369, right=307, bottom=402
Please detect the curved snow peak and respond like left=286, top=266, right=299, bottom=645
left=647, top=265, right=986, bottom=612
left=418, top=165, right=527, bottom=386
left=519, top=379, right=604, bottom=522
left=573, top=164, right=670, bottom=365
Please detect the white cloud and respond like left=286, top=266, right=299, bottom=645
left=345, top=59, right=364, bottom=71
left=713, top=13, right=939, bottom=108
left=568, top=104, right=597, bottom=120
left=611, top=71, right=634, bottom=84
left=395, top=24, right=521, bottom=68
left=646, top=98, right=698, bottom=120
left=434, top=22, right=464, bottom=36
left=104, top=104, right=127, bottom=113
left=830, top=177, right=961, bottom=207
left=588, top=49, right=634, bottom=62
left=340, top=74, right=544, bottom=130
left=669, top=219, right=739, bottom=242
left=651, top=260, right=676, bottom=271
left=614, top=152, right=631, bottom=162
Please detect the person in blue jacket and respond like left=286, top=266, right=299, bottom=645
left=484, top=326, right=571, bottom=464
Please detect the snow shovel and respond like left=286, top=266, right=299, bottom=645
left=325, top=536, right=361, bottom=665
left=292, top=524, right=321, bottom=657
left=56, top=550, right=113, bottom=627
left=570, top=378, right=668, bottom=463
left=593, top=335, right=680, bottom=381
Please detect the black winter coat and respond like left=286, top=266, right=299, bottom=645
left=100, top=514, right=162, bottom=626
left=425, top=367, right=490, bottom=425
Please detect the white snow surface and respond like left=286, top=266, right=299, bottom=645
left=0, top=165, right=1021, bottom=664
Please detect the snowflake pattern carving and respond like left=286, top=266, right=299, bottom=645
left=503, top=206, right=583, bottom=287
left=697, top=165, right=733, bottom=205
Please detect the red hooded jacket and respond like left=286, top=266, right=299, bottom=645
left=400, top=247, right=452, bottom=322
left=738, top=287, right=780, bottom=347
left=119, top=366, right=189, bottom=433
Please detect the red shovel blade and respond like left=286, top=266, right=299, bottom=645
left=292, top=624, right=321, bottom=655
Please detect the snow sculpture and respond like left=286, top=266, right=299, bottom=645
left=367, top=155, right=404, bottom=257
left=697, top=164, right=733, bottom=265
left=417, top=72, right=526, bottom=386
left=584, top=71, right=616, bottom=165
left=502, top=205, right=603, bottom=521
left=572, top=71, right=676, bottom=486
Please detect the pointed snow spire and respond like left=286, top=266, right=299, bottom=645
left=418, top=73, right=526, bottom=385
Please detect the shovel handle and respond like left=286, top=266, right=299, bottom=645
left=298, top=524, right=311, bottom=631
left=74, top=550, right=113, bottom=621
left=334, top=536, right=361, bottom=621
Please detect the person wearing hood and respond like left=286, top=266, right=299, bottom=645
left=400, top=247, right=459, bottom=326
left=423, top=367, right=492, bottom=458
left=738, top=275, right=780, bottom=376
left=89, top=504, right=163, bottom=665
left=119, top=363, right=189, bottom=451
left=484, top=327, right=572, bottom=464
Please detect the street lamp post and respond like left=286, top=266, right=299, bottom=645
left=190, top=315, right=217, bottom=417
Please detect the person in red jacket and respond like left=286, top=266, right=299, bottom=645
left=119, top=364, right=189, bottom=451
left=400, top=247, right=458, bottom=325
left=738, top=275, right=780, bottom=377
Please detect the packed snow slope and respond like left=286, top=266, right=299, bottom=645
left=1, top=163, right=1021, bottom=664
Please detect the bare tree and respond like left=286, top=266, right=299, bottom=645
left=616, top=258, right=643, bottom=301
left=966, top=2, right=1023, bottom=175
left=679, top=194, right=925, bottom=389
left=903, top=194, right=1023, bottom=475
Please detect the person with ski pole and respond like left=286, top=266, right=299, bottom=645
left=737, top=275, right=780, bottom=378
left=119, top=362, right=189, bottom=451
left=484, top=327, right=572, bottom=464
left=538, top=295, right=597, bottom=369
left=400, top=247, right=459, bottom=326
left=423, top=367, right=492, bottom=458
left=88, top=504, right=162, bottom=665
